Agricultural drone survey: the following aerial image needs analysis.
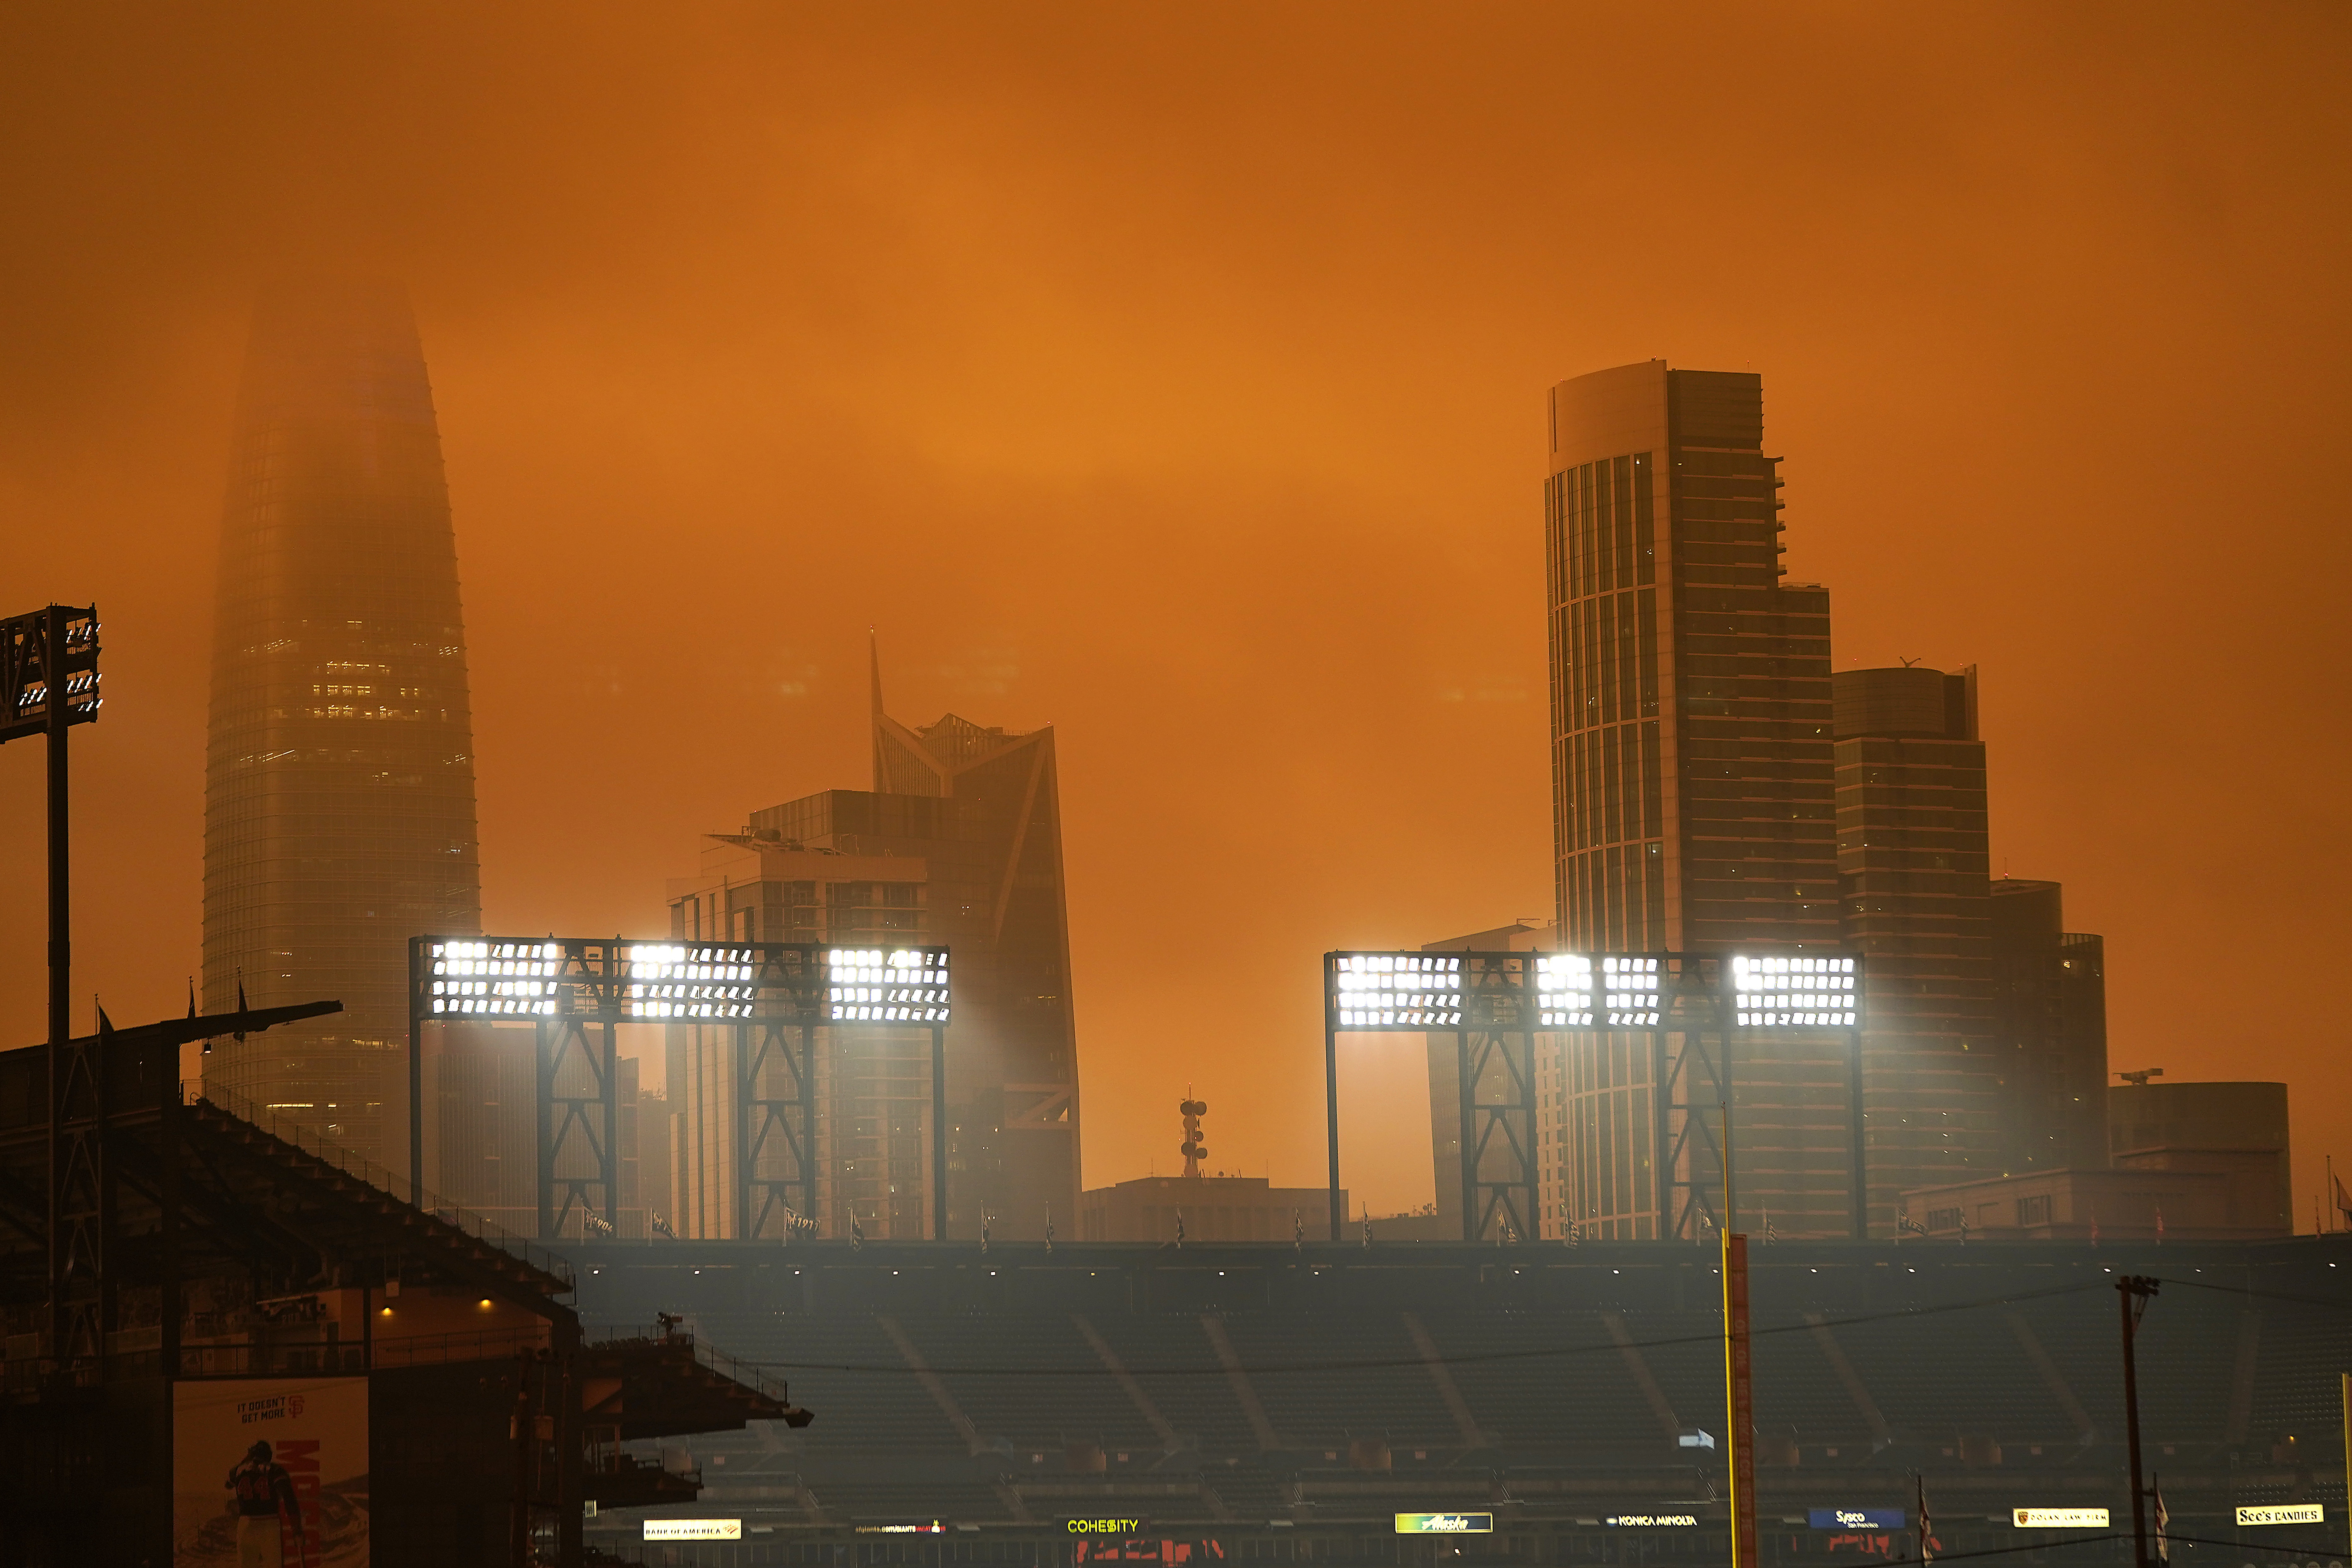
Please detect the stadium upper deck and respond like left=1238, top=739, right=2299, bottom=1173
left=562, top=1235, right=2351, bottom=1565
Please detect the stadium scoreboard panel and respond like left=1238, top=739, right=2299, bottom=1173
left=413, top=936, right=950, bottom=1027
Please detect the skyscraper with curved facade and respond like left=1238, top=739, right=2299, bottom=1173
left=203, top=279, right=481, bottom=1171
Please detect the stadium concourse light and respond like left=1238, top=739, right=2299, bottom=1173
left=409, top=937, right=954, bottom=1239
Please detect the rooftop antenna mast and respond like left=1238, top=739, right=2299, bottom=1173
left=1179, top=1090, right=1207, bottom=1179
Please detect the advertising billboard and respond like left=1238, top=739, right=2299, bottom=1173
left=173, top=1377, right=368, bottom=1568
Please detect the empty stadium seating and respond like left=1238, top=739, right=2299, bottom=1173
left=568, top=1236, right=2351, bottom=1563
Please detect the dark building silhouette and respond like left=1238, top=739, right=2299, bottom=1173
left=203, top=279, right=481, bottom=1169
left=1543, top=362, right=1847, bottom=1238
left=2106, top=1079, right=2290, bottom=1234
left=1988, top=878, right=2109, bottom=1177
left=1833, top=664, right=2000, bottom=1225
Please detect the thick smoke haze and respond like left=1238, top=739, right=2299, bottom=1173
left=2, top=6, right=2347, bottom=1220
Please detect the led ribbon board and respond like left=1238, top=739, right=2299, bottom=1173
left=413, top=936, right=949, bottom=1027
left=1727, top=953, right=1858, bottom=1028
left=822, top=946, right=951, bottom=1024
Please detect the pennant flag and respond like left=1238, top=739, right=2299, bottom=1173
left=2153, top=1473, right=2169, bottom=1564
left=1898, top=1211, right=1927, bottom=1237
left=1175, top=1209, right=1186, bottom=1247
left=1917, top=1474, right=1933, bottom=1565
left=1293, top=1209, right=1303, bottom=1250
left=1045, top=1203, right=1055, bottom=1254
left=850, top=1215, right=865, bottom=1251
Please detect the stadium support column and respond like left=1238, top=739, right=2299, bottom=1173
left=931, top=1023, right=947, bottom=1240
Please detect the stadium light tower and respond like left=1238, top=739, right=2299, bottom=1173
left=1324, top=951, right=1544, bottom=1244
left=3, top=605, right=103, bottom=1362
left=411, top=937, right=951, bottom=1240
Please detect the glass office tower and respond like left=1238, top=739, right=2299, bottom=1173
left=202, top=279, right=482, bottom=1170
left=1833, top=664, right=2001, bottom=1225
left=1545, top=362, right=1847, bottom=1238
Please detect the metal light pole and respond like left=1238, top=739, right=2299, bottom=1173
left=4, top=605, right=101, bottom=1371
left=1321, top=955, right=1342, bottom=1240
left=2117, top=1274, right=2160, bottom=1568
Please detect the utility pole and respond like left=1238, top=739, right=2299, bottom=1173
left=2117, top=1275, right=2160, bottom=1568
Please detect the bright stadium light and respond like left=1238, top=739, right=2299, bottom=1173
left=1535, top=953, right=1593, bottom=1028
left=1327, top=952, right=1464, bottom=1029
left=1600, top=954, right=1662, bottom=1028
left=822, top=946, right=950, bottom=1024
left=1727, top=953, right=1858, bottom=1028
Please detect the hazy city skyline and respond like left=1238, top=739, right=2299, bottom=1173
left=3, top=7, right=2348, bottom=1225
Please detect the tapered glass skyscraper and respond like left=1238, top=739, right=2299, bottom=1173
left=203, top=279, right=482, bottom=1169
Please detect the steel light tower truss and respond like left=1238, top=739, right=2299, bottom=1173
left=1328, top=946, right=1865, bottom=1245
left=409, top=936, right=950, bottom=1240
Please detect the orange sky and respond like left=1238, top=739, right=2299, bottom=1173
left=3, top=5, right=2348, bottom=1223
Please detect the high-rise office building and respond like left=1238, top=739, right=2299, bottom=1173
left=1833, top=665, right=2001, bottom=1225
left=663, top=825, right=935, bottom=1240
left=852, top=664, right=1081, bottom=1239
left=1544, top=362, right=1847, bottom=1239
left=203, top=279, right=482, bottom=1170
left=661, top=658, right=1080, bottom=1240
left=1989, top=878, right=2109, bottom=1174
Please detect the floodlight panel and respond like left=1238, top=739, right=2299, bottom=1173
left=622, top=942, right=765, bottom=1018
left=421, top=936, right=786, bottom=1021
left=824, top=946, right=951, bottom=1025
left=1726, top=952, right=1859, bottom=1028
left=1328, top=952, right=1464, bottom=1029
left=1600, top=953, right=1662, bottom=1028
left=1535, top=952, right=1594, bottom=1028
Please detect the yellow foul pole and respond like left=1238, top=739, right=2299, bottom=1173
left=1723, top=1230, right=1756, bottom=1568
